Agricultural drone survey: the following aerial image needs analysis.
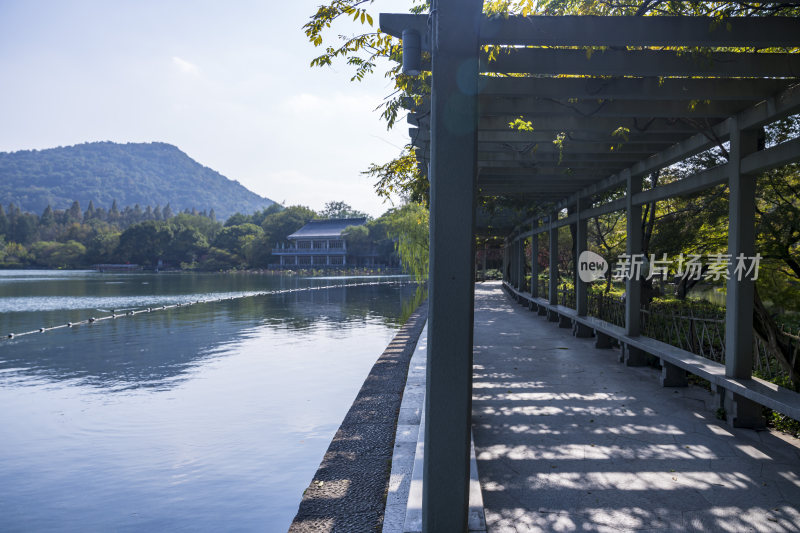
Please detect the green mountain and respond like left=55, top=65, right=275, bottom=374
left=0, top=141, right=275, bottom=220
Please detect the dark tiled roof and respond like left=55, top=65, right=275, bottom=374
left=288, top=218, right=367, bottom=239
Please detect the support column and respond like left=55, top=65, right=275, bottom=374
left=624, top=170, right=647, bottom=366
left=508, top=240, right=515, bottom=288
left=724, top=118, right=765, bottom=428
left=507, top=242, right=512, bottom=286
left=576, top=199, right=588, bottom=316
left=661, top=360, right=689, bottom=387
left=423, top=2, right=481, bottom=530
left=507, top=240, right=512, bottom=284
left=503, top=239, right=509, bottom=283
left=511, top=240, right=518, bottom=289
left=531, top=223, right=539, bottom=299
left=548, top=213, right=559, bottom=321
left=481, top=241, right=487, bottom=281
left=517, top=237, right=525, bottom=292
left=575, top=198, right=593, bottom=337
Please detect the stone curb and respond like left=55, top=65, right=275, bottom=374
left=288, top=302, right=429, bottom=533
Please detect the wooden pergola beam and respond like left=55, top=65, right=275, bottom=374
left=473, top=130, right=697, bottom=144
left=478, top=156, right=638, bottom=168
left=477, top=160, right=632, bottom=171
left=478, top=174, right=600, bottom=183
left=557, top=82, right=800, bottom=209
left=481, top=151, right=653, bottom=161
left=482, top=15, right=800, bottom=48
left=478, top=142, right=676, bottom=156
left=478, top=115, right=704, bottom=133
left=382, top=14, right=800, bottom=48
left=480, top=166, right=628, bottom=177
left=413, top=114, right=718, bottom=144
left=482, top=49, right=800, bottom=78
left=479, top=77, right=794, bottom=101
left=478, top=98, right=755, bottom=119
left=406, top=81, right=789, bottom=113
left=423, top=143, right=653, bottom=159
left=479, top=185, right=585, bottom=195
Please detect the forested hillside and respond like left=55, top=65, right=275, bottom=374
left=0, top=142, right=274, bottom=220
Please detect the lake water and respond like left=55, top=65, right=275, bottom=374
left=0, top=270, right=420, bottom=532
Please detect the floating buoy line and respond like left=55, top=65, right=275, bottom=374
left=3, top=280, right=421, bottom=342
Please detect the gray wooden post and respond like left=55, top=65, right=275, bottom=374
left=568, top=204, right=578, bottom=296
left=549, top=214, right=558, bottom=304
left=503, top=239, right=511, bottom=283
left=548, top=213, right=559, bottom=321
left=512, top=239, right=518, bottom=289
left=531, top=222, right=539, bottom=298
left=511, top=240, right=516, bottom=288
left=518, top=237, right=527, bottom=293
left=500, top=240, right=508, bottom=281
left=509, top=240, right=515, bottom=288
left=624, top=170, right=647, bottom=365
left=423, top=1, right=482, bottom=530
left=576, top=198, right=588, bottom=316
left=507, top=240, right=512, bottom=283
left=723, top=118, right=764, bottom=427
left=575, top=198, right=593, bottom=337
left=482, top=241, right=487, bottom=281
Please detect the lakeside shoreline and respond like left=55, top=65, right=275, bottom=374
left=0, top=266, right=410, bottom=277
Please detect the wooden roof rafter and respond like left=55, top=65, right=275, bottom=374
left=381, top=12, right=800, bottom=210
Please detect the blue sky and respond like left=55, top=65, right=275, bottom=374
left=0, top=0, right=412, bottom=217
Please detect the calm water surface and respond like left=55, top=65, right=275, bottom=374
left=0, top=270, right=419, bottom=532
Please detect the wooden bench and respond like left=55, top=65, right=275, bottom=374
left=620, top=333, right=800, bottom=427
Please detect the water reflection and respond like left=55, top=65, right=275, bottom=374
left=0, top=271, right=421, bottom=532
left=0, top=282, right=416, bottom=391
left=0, top=271, right=311, bottom=333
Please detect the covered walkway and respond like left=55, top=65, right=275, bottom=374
left=377, top=4, right=800, bottom=529
left=472, top=282, right=800, bottom=532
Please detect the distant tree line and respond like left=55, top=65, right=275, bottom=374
left=0, top=198, right=424, bottom=272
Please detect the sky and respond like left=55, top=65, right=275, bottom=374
left=0, top=0, right=413, bottom=218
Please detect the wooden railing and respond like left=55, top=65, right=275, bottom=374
left=571, top=289, right=796, bottom=385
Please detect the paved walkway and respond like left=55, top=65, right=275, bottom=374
left=472, top=282, right=800, bottom=533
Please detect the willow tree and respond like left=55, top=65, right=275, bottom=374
left=385, top=203, right=429, bottom=280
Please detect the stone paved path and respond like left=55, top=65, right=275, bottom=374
left=472, top=282, right=800, bottom=533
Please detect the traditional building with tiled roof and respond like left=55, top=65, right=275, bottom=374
left=272, top=217, right=367, bottom=267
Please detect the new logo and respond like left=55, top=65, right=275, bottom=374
left=578, top=251, right=608, bottom=283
